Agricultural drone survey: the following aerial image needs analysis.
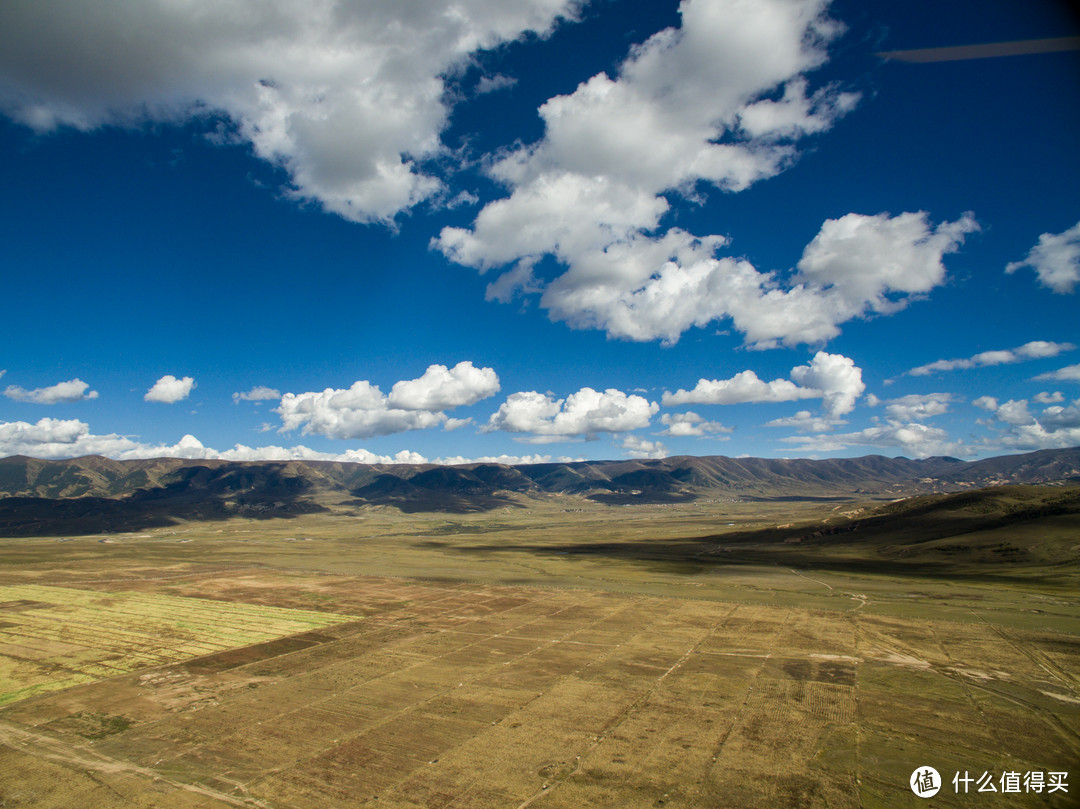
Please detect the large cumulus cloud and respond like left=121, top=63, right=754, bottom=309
left=0, top=0, right=579, bottom=224
left=434, top=0, right=977, bottom=347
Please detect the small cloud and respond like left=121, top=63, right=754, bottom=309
left=1034, top=363, right=1080, bottom=382
left=388, top=361, right=499, bottom=411
left=145, top=375, right=196, bottom=403
left=664, top=352, right=864, bottom=420
left=475, top=73, right=518, bottom=94
left=882, top=392, right=954, bottom=422
left=764, top=410, right=840, bottom=433
left=658, top=412, right=731, bottom=437
left=995, top=399, right=1036, bottom=426
left=1006, top=220, right=1080, bottom=293
left=487, top=387, right=657, bottom=441
left=1034, top=391, right=1065, bottom=404
left=4, top=378, right=99, bottom=405
left=513, top=434, right=587, bottom=445
left=233, top=386, right=281, bottom=403
left=621, top=434, right=668, bottom=459
left=446, top=190, right=480, bottom=209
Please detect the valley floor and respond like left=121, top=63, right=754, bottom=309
left=0, top=496, right=1077, bottom=808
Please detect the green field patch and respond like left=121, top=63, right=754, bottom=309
left=0, top=584, right=358, bottom=705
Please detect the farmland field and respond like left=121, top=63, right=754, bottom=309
left=0, top=494, right=1077, bottom=807
left=0, top=584, right=359, bottom=707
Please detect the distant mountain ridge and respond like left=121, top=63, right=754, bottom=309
left=0, top=448, right=1078, bottom=533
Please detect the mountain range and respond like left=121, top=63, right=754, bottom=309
left=0, top=448, right=1078, bottom=535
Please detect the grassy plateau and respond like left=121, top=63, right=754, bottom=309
left=0, top=482, right=1077, bottom=807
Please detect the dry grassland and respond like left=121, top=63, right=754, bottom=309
left=0, top=497, right=1077, bottom=808
left=0, top=566, right=1075, bottom=808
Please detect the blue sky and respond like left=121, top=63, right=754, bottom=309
left=1, top=0, right=1078, bottom=464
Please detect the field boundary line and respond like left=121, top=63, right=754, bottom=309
left=241, top=596, right=686, bottom=802
left=146, top=589, right=595, bottom=786
left=31, top=565, right=264, bottom=588
left=684, top=607, right=792, bottom=804
left=514, top=603, right=743, bottom=809
left=969, top=610, right=1077, bottom=689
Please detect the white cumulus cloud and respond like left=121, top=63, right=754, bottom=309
left=432, top=453, right=577, bottom=465
left=882, top=393, right=954, bottom=422
left=0, top=0, right=578, bottom=225
left=443, top=208, right=974, bottom=348
left=0, top=418, right=127, bottom=458
left=277, top=382, right=443, bottom=440
left=486, top=387, right=658, bottom=442
left=434, top=0, right=968, bottom=349
left=276, top=362, right=498, bottom=440
left=782, top=422, right=964, bottom=459
left=664, top=370, right=815, bottom=407
left=1006, top=220, right=1080, bottom=294
left=1033, top=391, right=1065, bottom=404
left=0, top=417, right=430, bottom=463
left=795, top=211, right=978, bottom=316
left=432, top=0, right=979, bottom=348
left=387, top=361, right=499, bottom=411
left=217, top=444, right=428, bottom=464
left=663, top=352, right=863, bottom=420
left=0, top=418, right=209, bottom=459
left=4, top=378, right=98, bottom=404
left=658, top=412, right=731, bottom=438
left=975, top=397, right=1080, bottom=451
left=145, top=375, right=196, bottom=403
left=994, top=399, right=1036, bottom=426
left=788, top=351, right=865, bottom=418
